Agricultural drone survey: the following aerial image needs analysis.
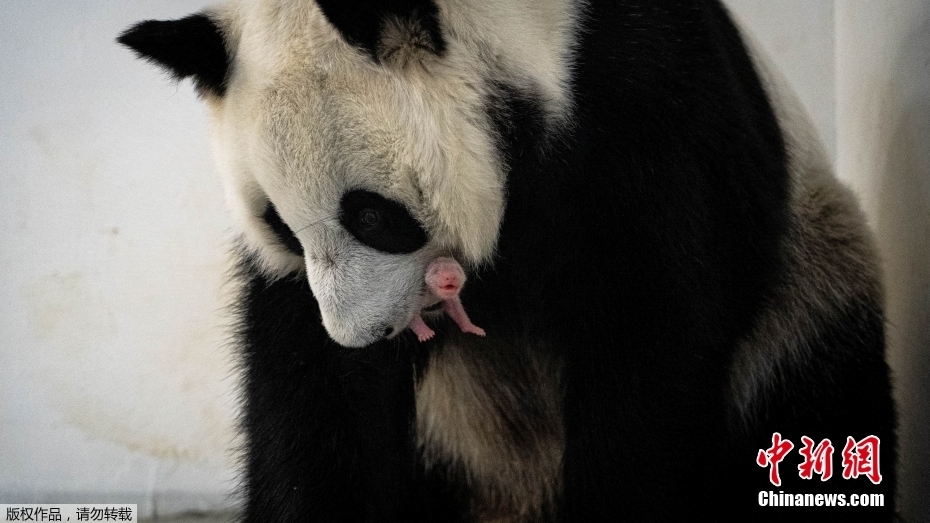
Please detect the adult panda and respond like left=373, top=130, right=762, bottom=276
left=119, top=1, right=896, bottom=521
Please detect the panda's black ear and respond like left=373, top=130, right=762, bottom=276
left=117, top=14, right=230, bottom=97
left=315, top=0, right=446, bottom=63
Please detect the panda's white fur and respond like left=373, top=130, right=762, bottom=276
left=417, top=339, right=564, bottom=520
left=203, top=0, right=578, bottom=347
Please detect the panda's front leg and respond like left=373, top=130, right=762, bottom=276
left=237, top=263, right=420, bottom=522
left=443, top=297, right=486, bottom=337
left=410, top=312, right=436, bottom=341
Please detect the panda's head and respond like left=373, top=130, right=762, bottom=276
left=119, top=0, right=574, bottom=347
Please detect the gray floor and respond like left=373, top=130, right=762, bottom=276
left=141, top=513, right=236, bottom=523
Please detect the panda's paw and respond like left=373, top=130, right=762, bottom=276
left=463, top=325, right=486, bottom=337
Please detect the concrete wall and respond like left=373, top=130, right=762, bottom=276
left=0, top=1, right=925, bottom=520
left=728, top=4, right=930, bottom=519
left=0, top=1, right=237, bottom=518
left=835, top=3, right=930, bottom=521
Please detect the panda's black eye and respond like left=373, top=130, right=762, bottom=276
left=359, top=209, right=381, bottom=229
left=340, top=190, right=427, bottom=254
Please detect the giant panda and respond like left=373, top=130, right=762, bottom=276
left=118, top=1, right=896, bottom=521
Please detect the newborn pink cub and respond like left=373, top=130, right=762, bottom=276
left=409, top=257, right=486, bottom=342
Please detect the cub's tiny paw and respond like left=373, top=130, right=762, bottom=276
left=465, top=326, right=486, bottom=337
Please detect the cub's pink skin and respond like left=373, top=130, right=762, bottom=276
left=410, top=257, right=486, bottom=342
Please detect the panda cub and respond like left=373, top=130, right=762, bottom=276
left=410, top=257, right=485, bottom=342
left=119, top=0, right=896, bottom=521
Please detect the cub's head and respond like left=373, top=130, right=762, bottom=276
left=119, top=0, right=574, bottom=347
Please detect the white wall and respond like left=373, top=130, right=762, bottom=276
left=728, top=4, right=930, bottom=520
left=729, top=4, right=930, bottom=520
left=0, top=1, right=925, bottom=520
left=0, top=1, right=237, bottom=518
left=835, top=3, right=930, bottom=521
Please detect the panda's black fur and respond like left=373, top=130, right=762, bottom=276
left=119, top=1, right=897, bottom=521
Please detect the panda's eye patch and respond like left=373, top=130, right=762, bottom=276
left=340, top=190, right=427, bottom=254
left=263, top=202, right=303, bottom=255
